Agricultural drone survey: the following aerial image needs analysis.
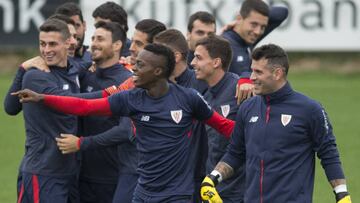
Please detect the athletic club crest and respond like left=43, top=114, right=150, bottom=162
left=171, top=110, right=183, bottom=124
left=281, top=114, right=292, bottom=126
left=220, top=105, right=230, bottom=118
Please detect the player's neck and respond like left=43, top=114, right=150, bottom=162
left=96, top=56, right=119, bottom=69
left=146, top=79, right=169, bottom=98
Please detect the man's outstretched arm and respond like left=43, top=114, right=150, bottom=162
left=12, top=89, right=112, bottom=116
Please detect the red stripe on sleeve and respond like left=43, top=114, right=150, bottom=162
left=205, top=111, right=235, bottom=139
left=43, top=95, right=112, bottom=116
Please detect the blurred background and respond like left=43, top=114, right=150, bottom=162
left=1, top=0, right=359, bottom=202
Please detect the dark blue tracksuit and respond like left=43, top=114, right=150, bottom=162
left=222, top=6, right=288, bottom=77
left=78, top=64, right=132, bottom=203
left=175, top=67, right=209, bottom=202
left=222, top=82, right=345, bottom=203
left=108, top=84, right=214, bottom=202
left=18, top=63, right=81, bottom=203
left=203, top=72, right=244, bottom=203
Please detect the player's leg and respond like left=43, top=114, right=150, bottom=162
left=112, top=174, right=138, bottom=203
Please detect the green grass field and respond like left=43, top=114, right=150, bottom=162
left=0, top=71, right=359, bottom=202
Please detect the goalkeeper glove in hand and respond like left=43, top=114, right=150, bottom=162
left=200, top=175, right=222, bottom=203
left=336, top=192, right=351, bottom=203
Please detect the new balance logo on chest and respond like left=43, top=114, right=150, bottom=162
left=141, top=115, right=150, bottom=122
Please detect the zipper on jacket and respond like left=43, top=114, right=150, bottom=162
left=265, top=96, right=270, bottom=123
left=260, top=159, right=264, bottom=203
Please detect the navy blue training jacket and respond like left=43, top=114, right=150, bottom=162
left=21, top=63, right=80, bottom=177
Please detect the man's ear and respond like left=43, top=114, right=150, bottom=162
left=154, top=67, right=163, bottom=76
left=113, top=40, right=123, bottom=53
left=236, top=14, right=243, bottom=21
left=273, top=67, right=284, bottom=80
left=213, top=58, right=222, bottom=69
left=174, top=51, right=182, bottom=64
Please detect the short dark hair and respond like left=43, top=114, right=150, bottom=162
left=135, top=19, right=166, bottom=43
left=187, top=11, right=216, bottom=32
left=144, top=43, right=175, bottom=78
left=48, top=14, right=75, bottom=27
left=55, top=2, right=84, bottom=22
left=154, top=29, right=189, bottom=61
left=39, top=18, right=70, bottom=40
left=252, top=44, right=289, bottom=75
left=195, top=35, right=232, bottom=71
left=95, top=21, right=126, bottom=50
left=240, top=0, right=269, bottom=18
left=92, top=2, right=128, bottom=32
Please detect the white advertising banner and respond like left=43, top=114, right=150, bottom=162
left=81, top=0, right=360, bottom=51
left=0, top=0, right=359, bottom=50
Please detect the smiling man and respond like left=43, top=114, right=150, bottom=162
left=191, top=35, right=244, bottom=202
left=14, top=18, right=82, bottom=203
left=222, top=0, right=288, bottom=104
left=76, top=21, right=133, bottom=203
left=201, top=44, right=352, bottom=203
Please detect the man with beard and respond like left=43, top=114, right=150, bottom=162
left=75, top=21, right=133, bottom=203
left=56, top=2, right=91, bottom=62
left=92, top=1, right=131, bottom=57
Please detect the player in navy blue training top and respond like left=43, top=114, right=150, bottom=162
left=13, top=19, right=82, bottom=203
left=191, top=35, right=244, bottom=203
left=77, top=21, right=133, bottom=203
left=201, top=44, right=352, bottom=203
left=14, top=44, right=235, bottom=203
left=222, top=0, right=288, bottom=104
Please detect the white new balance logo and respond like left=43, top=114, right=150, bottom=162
left=141, top=115, right=150, bottom=122
left=249, top=116, right=259, bottom=123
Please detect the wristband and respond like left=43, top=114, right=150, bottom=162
left=334, top=184, right=347, bottom=194
left=210, top=170, right=223, bottom=185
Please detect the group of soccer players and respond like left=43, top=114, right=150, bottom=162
left=5, top=0, right=352, bottom=203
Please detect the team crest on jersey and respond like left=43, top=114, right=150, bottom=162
left=171, top=110, right=183, bottom=124
left=220, top=105, right=230, bottom=118
left=281, top=114, right=292, bottom=126
left=237, top=55, right=244, bottom=62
